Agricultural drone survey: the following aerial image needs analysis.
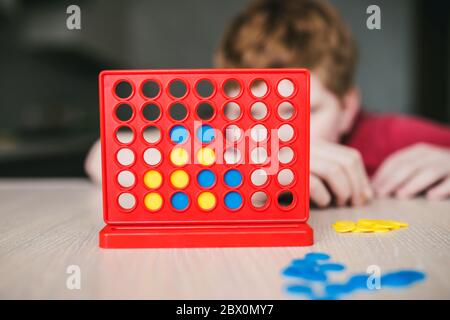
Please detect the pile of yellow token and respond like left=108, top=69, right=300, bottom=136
left=332, top=219, right=408, bottom=233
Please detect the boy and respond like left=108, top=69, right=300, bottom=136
left=213, top=0, right=450, bottom=207
left=86, top=0, right=450, bottom=208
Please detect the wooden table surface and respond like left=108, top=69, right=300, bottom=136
left=1, top=179, right=449, bottom=299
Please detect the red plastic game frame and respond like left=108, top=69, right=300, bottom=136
left=98, top=69, right=313, bottom=248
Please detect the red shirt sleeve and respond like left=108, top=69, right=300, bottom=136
left=344, top=112, right=450, bottom=176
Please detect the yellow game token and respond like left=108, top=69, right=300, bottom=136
left=334, top=220, right=355, bottom=226
left=373, top=227, right=390, bottom=233
left=170, top=170, right=190, bottom=189
left=332, top=222, right=355, bottom=233
left=143, top=170, right=162, bottom=189
left=352, top=226, right=374, bottom=233
left=197, top=147, right=216, bottom=166
left=144, top=192, right=163, bottom=211
left=379, top=220, right=401, bottom=229
left=170, top=147, right=189, bottom=166
left=356, top=219, right=376, bottom=227
left=197, top=191, right=216, bottom=210
left=372, top=221, right=395, bottom=229
left=333, top=218, right=408, bottom=234
left=387, top=220, right=409, bottom=228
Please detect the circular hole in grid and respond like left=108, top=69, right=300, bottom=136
left=224, top=148, right=241, bottom=165
left=141, top=80, right=160, bottom=98
left=170, top=147, right=189, bottom=167
left=142, top=103, right=161, bottom=121
left=170, top=169, right=190, bottom=189
left=224, top=191, right=243, bottom=210
left=250, top=102, right=268, bottom=120
left=143, top=125, right=161, bottom=144
left=196, top=124, right=215, bottom=143
left=202, top=125, right=217, bottom=144
left=118, top=192, right=136, bottom=210
left=250, top=124, right=268, bottom=142
left=115, top=80, right=133, bottom=99
left=117, top=170, right=135, bottom=188
left=278, top=191, right=294, bottom=208
left=171, top=192, right=190, bottom=211
left=251, top=147, right=268, bottom=164
left=116, top=148, right=135, bottom=166
left=197, top=169, right=216, bottom=188
left=115, top=103, right=133, bottom=122
left=278, top=101, right=295, bottom=120
left=196, top=79, right=214, bottom=98
left=169, top=103, right=188, bottom=121
left=223, top=79, right=241, bottom=98
left=250, top=79, right=268, bottom=98
left=197, top=147, right=216, bottom=166
left=225, top=125, right=242, bottom=143
left=224, top=169, right=243, bottom=188
left=251, top=169, right=268, bottom=187
left=251, top=191, right=269, bottom=209
left=278, top=168, right=295, bottom=186
left=277, top=79, right=295, bottom=97
left=143, top=148, right=162, bottom=166
left=170, top=125, right=189, bottom=144
left=197, top=191, right=217, bottom=211
left=116, top=126, right=134, bottom=144
left=278, top=147, right=294, bottom=164
left=196, top=102, right=215, bottom=121
left=144, top=170, right=163, bottom=189
left=144, top=192, right=163, bottom=212
left=278, top=124, right=295, bottom=142
left=169, top=79, right=187, bottom=98
left=223, top=102, right=241, bottom=120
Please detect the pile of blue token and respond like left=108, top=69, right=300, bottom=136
left=282, top=252, right=426, bottom=300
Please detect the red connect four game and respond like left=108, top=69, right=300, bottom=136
left=98, top=69, right=313, bottom=248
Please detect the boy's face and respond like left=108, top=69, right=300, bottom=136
left=308, top=74, right=360, bottom=142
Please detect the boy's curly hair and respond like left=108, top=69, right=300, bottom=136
left=215, top=0, right=358, bottom=97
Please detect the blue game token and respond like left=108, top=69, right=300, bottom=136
left=224, top=192, right=243, bottom=210
left=224, top=169, right=243, bottom=188
left=300, top=270, right=327, bottom=282
left=318, top=263, right=346, bottom=272
left=381, top=270, right=426, bottom=288
left=304, top=252, right=331, bottom=262
left=347, top=274, right=371, bottom=290
left=309, top=294, right=338, bottom=300
left=197, top=170, right=216, bottom=188
left=282, top=266, right=327, bottom=282
left=325, top=283, right=353, bottom=297
left=171, top=192, right=189, bottom=211
left=196, top=124, right=215, bottom=143
left=286, top=284, right=313, bottom=297
left=292, top=259, right=317, bottom=268
left=170, top=125, right=189, bottom=144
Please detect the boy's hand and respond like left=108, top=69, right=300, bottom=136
left=372, top=143, right=450, bottom=200
left=310, top=141, right=373, bottom=207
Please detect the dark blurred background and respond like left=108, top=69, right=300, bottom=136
left=0, top=0, right=449, bottom=177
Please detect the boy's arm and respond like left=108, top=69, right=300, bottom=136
left=372, top=116, right=450, bottom=200
left=85, top=139, right=102, bottom=185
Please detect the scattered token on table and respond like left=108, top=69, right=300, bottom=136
left=286, top=284, right=313, bottom=296
left=381, top=270, right=426, bottom=287
left=282, top=252, right=426, bottom=300
left=332, top=219, right=408, bottom=234
left=304, top=252, right=330, bottom=261
left=332, top=221, right=356, bottom=233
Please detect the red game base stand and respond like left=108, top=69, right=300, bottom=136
left=99, top=223, right=313, bottom=248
